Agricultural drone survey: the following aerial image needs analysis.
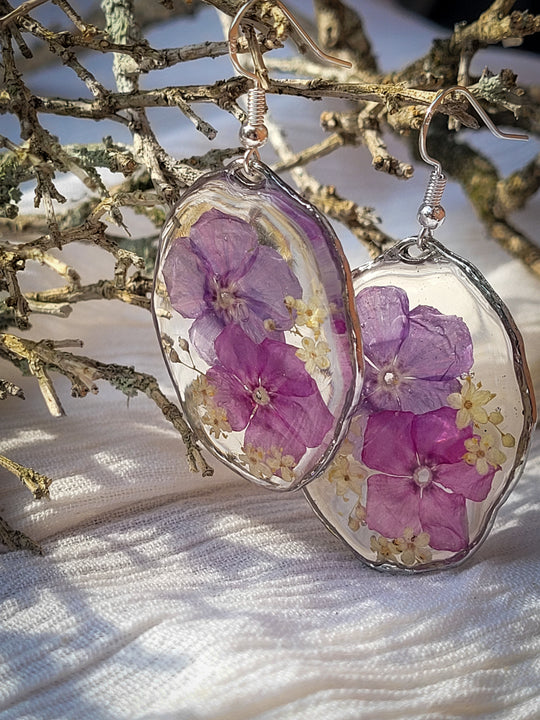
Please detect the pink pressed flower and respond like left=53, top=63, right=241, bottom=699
left=362, top=407, right=496, bottom=551
left=206, top=325, right=333, bottom=462
left=162, top=209, right=302, bottom=362
left=356, top=286, right=473, bottom=413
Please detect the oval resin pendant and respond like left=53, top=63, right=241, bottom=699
left=152, top=160, right=363, bottom=490
left=304, top=237, right=536, bottom=571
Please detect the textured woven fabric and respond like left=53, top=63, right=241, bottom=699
left=1, top=2, right=539, bottom=718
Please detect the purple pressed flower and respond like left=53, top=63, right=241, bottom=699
left=162, top=209, right=302, bottom=362
left=206, top=325, right=333, bottom=462
left=356, top=285, right=473, bottom=413
left=362, top=407, right=496, bottom=551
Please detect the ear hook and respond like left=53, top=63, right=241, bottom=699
left=416, top=85, right=528, bottom=248
left=229, top=0, right=351, bottom=178
left=419, top=85, right=528, bottom=175
left=228, top=0, right=352, bottom=85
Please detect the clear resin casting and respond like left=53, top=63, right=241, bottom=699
left=305, top=239, right=536, bottom=570
left=153, top=162, right=362, bottom=490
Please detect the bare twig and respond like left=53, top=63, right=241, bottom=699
left=267, top=115, right=394, bottom=257
left=0, top=333, right=213, bottom=475
left=314, top=0, right=379, bottom=74
left=428, top=129, right=540, bottom=277
left=0, top=378, right=24, bottom=399
left=452, top=0, right=540, bottom=51
left=0, top=452, right=53, bottom=498
left=0, top=0, right=49, bottom=28
left=0, top=0, right=538, bottom=551
left=496, top=154, right=540, bottom=214
left=0, top=514, right=43, bottom=554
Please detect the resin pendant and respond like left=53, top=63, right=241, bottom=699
left=304, top=237, right=536, bottom=571
left=152, top=160, right=363, bottom=490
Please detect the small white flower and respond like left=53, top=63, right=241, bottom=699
left=370, top=535, right=399, bottom=562
left=295, top=337, right=330, bottom=375
left=393, top=528, right=432, bottom=566
left=265, top=447, right=296, bottom=483
left=328, top=454, right=364, bottom=499
left=447, top=376, right=496, bottom=429
left=239, top=445, right=273, bottom=480
left=190, top=375, right=216, bottom=408
left=463, top=434, right=506, bottom=475
left=201, top=405, right=231, bottom=439
left=347, top=500, right=366, bottom=532
left=295, top=298, right=327, bottom=337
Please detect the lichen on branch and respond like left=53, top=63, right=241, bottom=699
left=0, top=0, right=538, bottom=550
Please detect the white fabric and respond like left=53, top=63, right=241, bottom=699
left=1, top=1, right=539, bottom=718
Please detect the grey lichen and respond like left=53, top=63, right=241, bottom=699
left=0, top=0, right=539, bottom=551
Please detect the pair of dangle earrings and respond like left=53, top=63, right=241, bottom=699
left=152, top=1, right=536, bottom=572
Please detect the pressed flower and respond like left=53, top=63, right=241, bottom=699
left=263, top=319, right=278, bottom=332
left=239, top=445, right=273, bottom=480
left=201, top=404, right=231, bottom=439
left=327, top=454, right=365, bottom=499
left=294, top=297, right=327, bottom=336
left=284, top=295, right=296, bottom=310
left=189, top=375, right=216, bottom=407
left=206, top=325, right=333, bottom=462
left=339, top=438, right=356, bottom=457
left=393, top=528, right=433, bottom=566
left=370, top=535, right=399, bottom=562
left=502, top=433, right=516, bottom=448
left=264, top=447, right=297, bottom=483
left=163, top=209, right=302, bottom=362
left=295, top=337, right=331, bottom=375
left=356, top=286, right=473, bottom=413
left=348, top=500, right=367, bottom=532
left=488, top=409, right=504, bottom=425
left=363, top=407, right=495, bottom=551
left=447, top=376, right=496, bottom=429
left=161, top=334, right=181, bottom=364
left=463, top=434, right=506, bottom=475
left=239, top=445, right=296, bottom=483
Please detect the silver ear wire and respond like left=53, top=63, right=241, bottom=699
left=416, top=85, right=528, bottom=247
left=228, top=0, right=352, bottom=177
left=228, top=0, right=351, bottom=83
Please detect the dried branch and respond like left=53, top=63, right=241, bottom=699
left=452, top=1, right=540, bottom=51
left=314, top=0, right=379, bottom=74
left=0, top=378, right=24, bottom=399
left=320, top=105, right=414, bottom=178
left=0, top=0, right=538, bottom=550
left=0, top=0, right=48, bottom=28
left=0, top=332, right=213, bottom=475
left=0, top=514, right=43, bottom=554
left=0, top=452, right=52, bottom=498
left=0, top=78, right=442, bottom=119
left=267, top=115, right=394, bottom=257
left=427, top=128, right=540, bottom=278
left=0, top=451, right=52, bottom=554
left=26, top=276, right=152, bottom=310
left=495, top=154, right=540, bottom=214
